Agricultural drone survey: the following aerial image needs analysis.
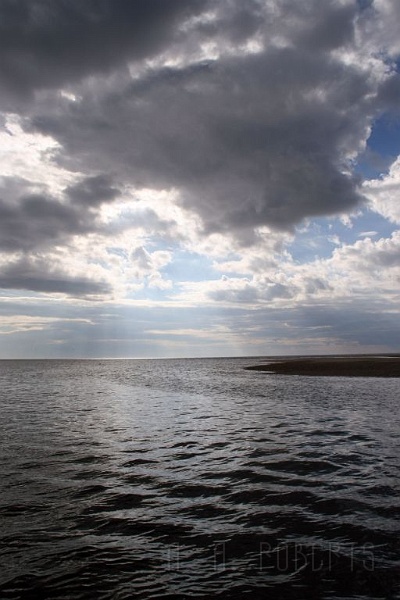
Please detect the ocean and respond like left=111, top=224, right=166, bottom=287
left=0, top=358, right=399, bottom=599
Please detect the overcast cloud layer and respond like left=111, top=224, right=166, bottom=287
left=0, top=0, right=399, bottom=357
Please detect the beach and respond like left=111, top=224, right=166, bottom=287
left=245, top=355, right=400, bottom=377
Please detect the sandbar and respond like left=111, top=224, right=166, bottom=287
left=245, top=355, right=400, bottom=377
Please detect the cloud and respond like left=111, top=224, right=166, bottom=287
left=0, top=173, right=181, bottom=297
left=0, top=315, right=93, bottom=335
left=0, top=174, right=122, bottom=252
left=0, top=254, right=112, bottom=296
left=364, top=156, right=400, bottom=224
left=368, top=0, right=400, bottom=58
left=0, top=0, right=208, bottom=107
left=66, top=174, right=120, bottom=207
left=126, top=246, right=172, bottom=288
left=172, top=226, right=400, bottom=310
left=0, top=190, right=80, bottom=253
left=329, top=230, right=400, bottom=274
left=21, top=0, right=399, bottom=241
left=1, top=0, right=400, bottom=358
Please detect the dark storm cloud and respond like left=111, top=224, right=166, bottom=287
left=0, top=0, right=208, bottom=107
left=4, top=0, right=400, bottom=241
left=0, top=255, right=111, bottom=296
left=377, top=74, right=400, bottom=112
left=281, top=1, right=357, bottom=52
left=0, top=174, right=126, bottom=252
left=0, top=192, right=81, bottom=252
left=66, top=174, right=120, bottom=207
left=29, top=44, right=368, bottom=234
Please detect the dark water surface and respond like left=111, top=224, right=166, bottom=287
left=0, top=358, right=399, bottom=599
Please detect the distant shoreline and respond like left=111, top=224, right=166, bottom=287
left=245, top=355, right=400, bottom=377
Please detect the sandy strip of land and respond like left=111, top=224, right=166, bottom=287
left=245, top=355, right=400, bottom=377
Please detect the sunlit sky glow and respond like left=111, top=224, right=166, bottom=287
left=1, top=0, right=400, bottom=358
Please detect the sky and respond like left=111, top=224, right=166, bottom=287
left=0, top=0, right=400, bottom=359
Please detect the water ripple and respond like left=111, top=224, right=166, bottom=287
left=0, top=358, right=399, bottom=599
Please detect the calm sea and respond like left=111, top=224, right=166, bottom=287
left=0, top=358, right=399, bottom=599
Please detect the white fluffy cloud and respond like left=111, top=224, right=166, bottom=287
left=364, top=157, right=400, bottom=224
